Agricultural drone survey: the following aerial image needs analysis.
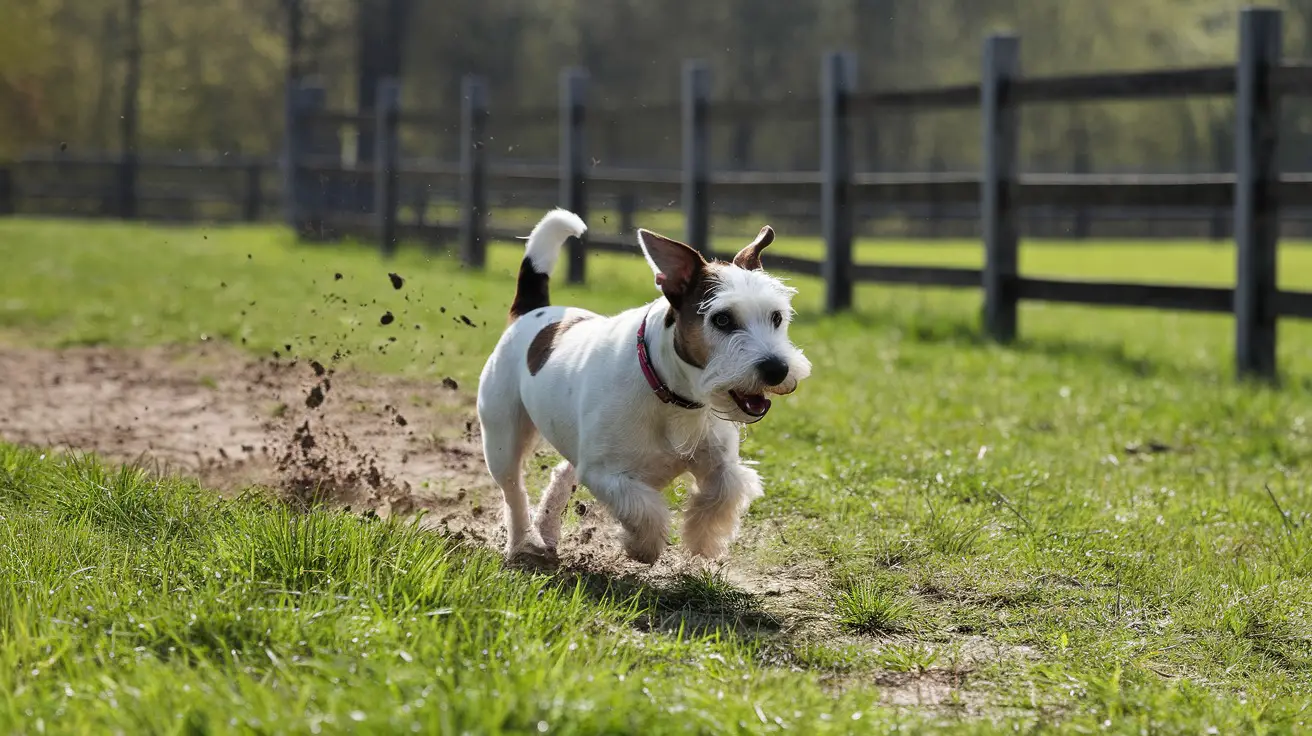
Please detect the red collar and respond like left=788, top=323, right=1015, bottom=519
left=636, top=307, right=704, bottom=410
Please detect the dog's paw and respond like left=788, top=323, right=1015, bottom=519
left=506, top=537, right=559, bottom=568
left=680, top=510, right=739, bottom=560
left=622, top=533, right=666, bottom=565
left=683, top=537, right=730, bottom=561
left=534, top=519, right=561, bottom=551
left=503, top=524, right=556, bottom=564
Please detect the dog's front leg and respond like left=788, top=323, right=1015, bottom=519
left=577, top=469, right=671, bottom=564
left=683, top=446, right=764, bottom=560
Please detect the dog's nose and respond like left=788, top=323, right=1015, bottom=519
left=756, top=356, right=789, bottom=387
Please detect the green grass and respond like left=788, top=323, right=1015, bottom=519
left=0, top=446, right=899, bottom=734
left=833, top=580, right=919, bottom=635
left=5, top=216, right=1312, bottom=732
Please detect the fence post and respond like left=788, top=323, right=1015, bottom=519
left=374, top=77, right=401, bottom=257
left=821, top=51, right=856, bottom=313
left=0, top=168, right=13, bottom=215
left=459, top=74, right=489, bottom=268
left=981, top=34, right=1021, bottom=343
left=683, top=60, right=712, bottom=255
left=413, top=188, right=428, bottom=229
left=618, top=192, right=637, bottom=236
left=1072, top=121, right=1091, bottom=239
left=284, top=78, right=326, bottom=238
left=243, top=163, right=262, bottom=222
left=283, top=80, right=300, bottom=231
left=118, top=0, right=141, bottom=220
left=928, top=151, right=945, bottom=239
left=116, top=155, right=138, bottom=220
left=1233, top=8, right=1282, bottom=380
left=560, top=68, right=589, bottom=283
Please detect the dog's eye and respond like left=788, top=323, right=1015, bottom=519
left=711, top=312, right=735, bottom=331
left=771, top=311, right=783, bottom=329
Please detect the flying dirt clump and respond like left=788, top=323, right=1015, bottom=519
left=274, top=419, right=392, bottom=509
left=388, top=272, right=405, bottom=290
left=385, top=404, right=409, bottom=427
left=267, top=357, right=410, bottom=511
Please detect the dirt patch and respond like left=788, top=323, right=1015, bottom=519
left=0, top=343, right=482, bottom=515
left=0, top=344, right=772, bottom=572
left=0, top=343, right=1024, bottom=711
left=0, top=341, right=834, bottom=595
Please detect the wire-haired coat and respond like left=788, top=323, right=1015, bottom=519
left=476, top=209, right=812, bottom=564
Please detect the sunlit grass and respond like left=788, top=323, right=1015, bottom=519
left=4, top=217, right=1312, bottom=732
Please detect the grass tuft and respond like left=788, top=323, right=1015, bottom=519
left=834, top=580, right=920, bottom=636
left=874, top=643, right=941, bottom=674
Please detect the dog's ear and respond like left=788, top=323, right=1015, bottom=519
left=732, top=226, right=775, bottom=271
left=638, top=228, right=707, bottom=301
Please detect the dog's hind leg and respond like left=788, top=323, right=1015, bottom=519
left=480, top=404, right=554, bottom=563
left=534, top=460, right=576, bottom=552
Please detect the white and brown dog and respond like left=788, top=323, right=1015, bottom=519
left=476, top=209, right=811, bottom=565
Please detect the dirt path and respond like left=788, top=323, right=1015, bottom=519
left=0, top=343, right=812, bottom=582
left=0, top=343, right=478, bottom=504
left=0, top=343, right=836, bottom=619
left=0, top=342, right=1023, bottom=709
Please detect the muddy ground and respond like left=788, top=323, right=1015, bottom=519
left=0, top=343, right=1020, bottom=709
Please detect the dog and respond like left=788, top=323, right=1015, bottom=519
left=476, top=209, right=811, bottom=565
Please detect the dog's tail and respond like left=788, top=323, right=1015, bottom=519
left=509, top=208, right=587, bottom=321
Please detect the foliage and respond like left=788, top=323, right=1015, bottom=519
left=6, top=0, right=1312, bottom=169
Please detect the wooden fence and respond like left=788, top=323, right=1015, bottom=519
left=2, top=8, right=1311, bottom=378
left=281, top=7, right=1312, bottom=379
left=2, top=154, right=276, bottom=223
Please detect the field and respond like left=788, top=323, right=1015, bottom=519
left=4, top=216, right=1312, bottom=733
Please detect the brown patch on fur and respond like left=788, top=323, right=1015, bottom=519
left=527, top=316, right=590, bottom=375
left=732, top=226, right=775, bottom=271
left=639, top=228, right=724, bottom=370
left=509, top=257, right=550, bottom=322
left=668, top=263, right=725, bottom=370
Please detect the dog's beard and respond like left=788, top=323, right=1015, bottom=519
left=697, top=333, right=806, bottom=424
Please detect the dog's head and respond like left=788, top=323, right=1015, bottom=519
left=637, top=225, right=812, bottom=424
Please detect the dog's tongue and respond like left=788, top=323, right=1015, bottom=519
left=739, top=393, right=771, bottom=417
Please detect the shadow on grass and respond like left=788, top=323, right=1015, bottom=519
left=548, top=565, right=784, bottom=639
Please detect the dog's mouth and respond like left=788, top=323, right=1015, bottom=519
left=729, top=390, right=771, bottom=418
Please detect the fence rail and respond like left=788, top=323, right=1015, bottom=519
left=3, top=7, right=1311, bottom=379
left=3, top=154, right=276, bottom=222
left=279, top=6, right=1305, bottom=380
